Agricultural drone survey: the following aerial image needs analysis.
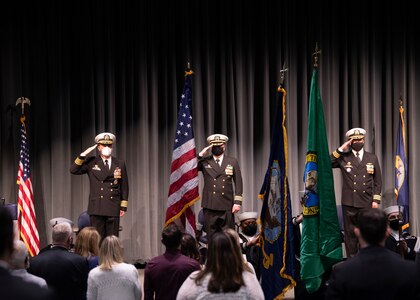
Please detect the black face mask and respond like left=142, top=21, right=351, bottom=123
left=242, top=223, right=258, bottom=236
left=351, top=142, right=364, bottom=152
left=211, top=146, right=224, bottom=156
left=389, top=219, right=400, bottom=231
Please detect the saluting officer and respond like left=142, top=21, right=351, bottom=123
left=70, top=132, right=129, bottom=241
left=331, top=127, right=382, bottom=257
left=197, top=134, right=243, bottom=239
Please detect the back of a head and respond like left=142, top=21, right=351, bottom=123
left=99, top=235, right=123, bottom=270
left=52, top=222, right=73, bottom=244
left=357, top=208, right=388, bottom=245
left=75, top=226, right=100, bottom=257
left=180, top=233, right=200, bottom=262
left=10, top=240, right=29, bottom=269
left=162, top=223, right=182, bottom=250
left=0, top=206, right=14, bottom=260
left=203, top=230, right=245, bottom=293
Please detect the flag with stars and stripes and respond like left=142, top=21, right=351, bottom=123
left=165, top=70, right=199, bottom=235
left=17, top=115, right=40, bottom=256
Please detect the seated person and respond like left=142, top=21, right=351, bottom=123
left=10, top=240, right=48, bottom=289
left=236, top=211, right=261, bottom=279
left=384, top=205, right=419, bottom=260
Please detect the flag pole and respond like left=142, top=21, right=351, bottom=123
left=16, top=97, right=31, bottom=116
left=312, top=42, right=322, bottom=68
left=279, top=62, right=288, bottom=86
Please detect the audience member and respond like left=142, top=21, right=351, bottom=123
left=0, top=206, right=52, bottom=300
left=144, top=223, right=201, bottom=300
left=10, top=240, right=48, bottom=289
left=384, top=205, right=418, bottom=260
left=176, top=228, right=264, bottom=300
left=39, top=217, right=75, bottom=253
left=326, top=208, right=420, bottom=300
left=180, top=232, right=201, bottom=264
left=236, top=211, right=261, bottom=279
left=87, top=235, right=141, bottom=300
left=28, top=222, right=89, bottom=300
left=75, top=226, right=101, bottom=270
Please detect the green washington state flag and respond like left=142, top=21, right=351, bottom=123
left=300, top=67, right=343, bottom=293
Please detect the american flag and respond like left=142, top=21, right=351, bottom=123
left=17, top=115, right=40, bottom=256
left=165, top=70, right=199, bottom=235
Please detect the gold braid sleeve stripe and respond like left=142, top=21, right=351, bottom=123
left=74, top=157, right=85, bottom=166
left=332, top=150, right=341, bottom=158
left=120, top=200, right=128, bottom=208
left=373, top=195, right=381, bottom=202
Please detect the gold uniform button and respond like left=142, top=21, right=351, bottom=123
left=101, top=188, right=103, bottom=191
left=110, top=183, right=112, bottom=185
left=223, top=179, right=225, bottom=182
left=214, top=185, right=216, bottom=188
left=354, top=182, right=356, bottom=185
left=222, top=193, right=225, bottom=195
left=101, top=181, right=104, bottom=183
left=110, top=196, right=113, bottom=199
left=353, top=190, right=356, bottom=192
left=213, top=192, right=216, bottom=194
left=100, top=196, right=104, bottom=198
left=214, top=179, right=216, bottom=181
left=363, top=191, right=366, bottom=193
left=354, top=175, right=357, bottom=177
left=110, top=189, right=113, bottom=191
left=363, top=183, right=366, bottom=186
left=363, top=175, right=366, bottom=178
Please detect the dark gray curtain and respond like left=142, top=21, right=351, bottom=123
left=1, top=0, right=418, bottom=261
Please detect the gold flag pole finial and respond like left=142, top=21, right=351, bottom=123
left=185, top=62, right=194, bottom=76
left=279, top=62, right=288, bottom=86
left=399, top=95, right=403, bottom=108
left=16, top=97, right=31, bottom=115
left=312, top=42, right=322, bottom=68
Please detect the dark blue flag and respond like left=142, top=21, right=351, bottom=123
left=259, top=84, right=296, bottom=299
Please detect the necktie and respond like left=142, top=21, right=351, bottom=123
left=356, top=152, right=361, bottom=163
left=105, top=159, right=109, bottom=169
left=216, top=159, right=220, bottom=166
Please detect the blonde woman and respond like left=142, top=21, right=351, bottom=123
left=87, top=235, right=141, bottom=300
left=75, top=226, right=100, bottom=270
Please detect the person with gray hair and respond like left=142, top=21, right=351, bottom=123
left=29, top=222, right=89, bottom=300
left=10, top=240, right=48, bottom=289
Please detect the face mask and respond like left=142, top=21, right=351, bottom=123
left=101, top=146, right=112, bottom=157
left=211, top=146, right=224, bottom=156
left=351, top=142, right=364, bottom=152
left=242, top=223, right=258, bottom=236
left=389, top=219, right=400, bottom=231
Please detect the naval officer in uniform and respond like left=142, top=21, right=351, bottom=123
left=70, top=132, right=128, bottom=241
left=197, top=134, right=243, bottom=239
left=331, top=127, right=382, bottom=257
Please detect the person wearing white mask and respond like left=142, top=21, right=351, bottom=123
left=70, top=132, right=129, bottom=241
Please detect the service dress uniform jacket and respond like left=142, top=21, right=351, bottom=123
left=70, top=155, right=129, bottom=216
left=198, top=155, right=243, bottom=211
left=331, top=149, right=382, bottom=207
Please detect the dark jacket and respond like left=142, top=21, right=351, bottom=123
left=70, top=155, right=129, bottom=216
left=198, top=155, right=243, bottom=211
left=28, top=246, right=89, bottom=300
left=326, top=246, right=420, bottom=300
left=331, top=149, right=382, bottom=207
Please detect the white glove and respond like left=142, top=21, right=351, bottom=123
left=80, top=144, right=97, bottom=157
left=199, top=145, right=212, bottom=157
